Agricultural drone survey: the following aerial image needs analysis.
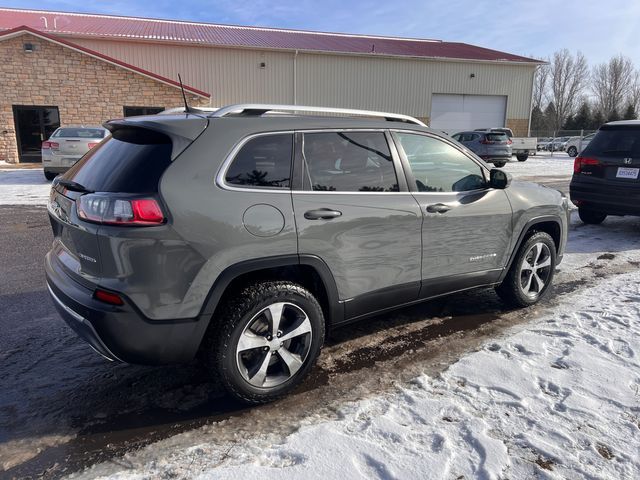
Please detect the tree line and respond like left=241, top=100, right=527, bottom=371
left=532, top=50, right=639, bottom=134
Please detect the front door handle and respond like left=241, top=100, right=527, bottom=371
left=304, top=208, right=343, bottom=220
left=425, top=203, right=451, bottom=214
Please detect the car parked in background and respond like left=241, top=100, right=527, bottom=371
left=570, top=121, right=640, bottom=224
left=452, top=131, right=512, bottom=167
left=474, top=128, right=536, bottom=162
left=42, top=126, right=110, bottom=180
left=565, top=133, right=595, bottom=157
left=45, top=104, right=568, bottom=404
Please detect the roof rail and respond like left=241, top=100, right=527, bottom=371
left=209, top=104, right=427, bottom=126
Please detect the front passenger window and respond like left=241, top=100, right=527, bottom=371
left=394, top=133, right=486, bottom=192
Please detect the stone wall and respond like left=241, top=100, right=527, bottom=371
left=0, top=33, right=209, bottom=163
left=506, top=118, right=529, bottom=137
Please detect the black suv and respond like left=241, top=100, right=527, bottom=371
left=570, top=121, right=640, bottom=224
left=46, top=104, right=569, bottom=403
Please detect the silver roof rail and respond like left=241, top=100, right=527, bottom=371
left=209, top=104, right=427, bottom=126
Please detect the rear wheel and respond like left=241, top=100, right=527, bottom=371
left=205, top=281, right=325, bottom=404
left=516, top=154, right=528, bottom=162
left=496, top=231, right=556, bottom=307
left=494, top=161, right=507, bottom=168
left=567, top=146, right=578, bottom=157
left=578, top=207, right=607, bottom=224
left=44, top=170, right=57, bottom=181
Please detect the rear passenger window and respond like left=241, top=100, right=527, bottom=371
left=394, top=132, right=486, bottom=192
left=303, top=132, right=398, bottom=192
left=225, top=134, right=293, bottom=188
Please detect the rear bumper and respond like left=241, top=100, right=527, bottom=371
left=570, top=178, right=640, bottom=216
left=45, top=251, right=209, bottom=364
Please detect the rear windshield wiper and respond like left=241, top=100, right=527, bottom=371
left=56, top=178, right=94, bottom=193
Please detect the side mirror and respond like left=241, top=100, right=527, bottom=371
left=489, top=168, right=512, bottom=189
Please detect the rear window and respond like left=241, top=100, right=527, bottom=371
left=225, top=134, right=293, bottom=189
left=584, top=127, right=640, bottom=157
left=63, top=128, right=172, bottom=193
left=53, top=128, right=106, bottom=139
left=485, top=133, right=508, bottom=142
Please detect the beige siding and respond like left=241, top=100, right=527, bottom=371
left=71, top=38, right=535, bottom=120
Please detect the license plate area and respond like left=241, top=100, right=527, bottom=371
left=616, top=167, right=639, bottom=179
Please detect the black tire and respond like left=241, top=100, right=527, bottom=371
left=578, top=207, right=607, bottom=225
left=496, top=231, right=557, bottom=308
left=567, top=146, right=578, bottom=157
left=205, top=281, right=325, bottom=404
left=44, top=170, right=57, bottom=181
left=494, top=161, right=507, bottom=168
left=516, top=154, right=528, bottom=162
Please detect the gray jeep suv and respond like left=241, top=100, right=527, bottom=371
left=45, top=104, right=569, bottom=404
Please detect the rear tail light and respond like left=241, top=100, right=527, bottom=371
left=574, top=156, right=600, bottom=174
left=77, top=194, right=165, bottom=226
left=42, top=141, right=59, bottom=150
left=94, top=288, right=124, bottom=306
left=87, top=142, right=99, bottom=149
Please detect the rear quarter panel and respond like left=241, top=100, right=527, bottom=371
left=505, top=180, right=568, bottom=261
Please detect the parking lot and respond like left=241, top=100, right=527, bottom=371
left=1, top=153, right=639, bottom=478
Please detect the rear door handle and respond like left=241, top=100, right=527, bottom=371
left=425, top=203, right=451, bottom=214
left=304, top=208, right=342, bottom=220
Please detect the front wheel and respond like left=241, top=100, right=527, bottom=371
left=516, top=154, right=528, bottom=162
left=496, top=231, right=557, bottom=307
left=205, top=281, right=325, bottom=404
left=567, top=146, right=578, bottom=157
left=578, top=207, right=607, bottom=225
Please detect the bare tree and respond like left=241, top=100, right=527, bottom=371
left=591, top=55, right=635, bottom=118
left=548, top=49, right=589, bottom=131
left=532, top=63, right=550, bottom=110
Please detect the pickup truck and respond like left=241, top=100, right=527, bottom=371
left=475, top=128, right=537, bottom=162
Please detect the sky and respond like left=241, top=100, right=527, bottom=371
left=2, top=0, right=640, bottom=66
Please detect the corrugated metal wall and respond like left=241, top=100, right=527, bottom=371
left=71, top=38, right=535, bottom=120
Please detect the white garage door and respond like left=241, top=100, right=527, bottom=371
left=430, top=94, right=507, bottom=134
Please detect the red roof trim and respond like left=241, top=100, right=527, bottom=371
left=0, top=25, right=210, bottom=98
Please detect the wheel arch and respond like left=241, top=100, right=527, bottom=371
left=198, top=254, right=343, bottom=343
left=500, top=216, right=563, bottom=282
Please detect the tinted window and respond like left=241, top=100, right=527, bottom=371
left=303, top=132, right=398, bottom=192
left=64, top=128, right=172, bottom=193
left=485, top=133, right=508, bottom=142
left=395, top=133, right=486, bottom=192
left=585, top=127, right=640, bottom=157
left=225, top=134, right=293, bottom=189
left=53, top=128, right=106, bottom=139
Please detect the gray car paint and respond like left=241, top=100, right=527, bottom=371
left=49, top=115, right=568, bottom=325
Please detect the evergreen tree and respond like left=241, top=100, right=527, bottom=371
left=623, top=103, right=637, bottom=120
left=590, top=110, right=606, bottom=130
left=607, top=109, right=621, bottom=122
left=571, top=101, right=592, bottom=130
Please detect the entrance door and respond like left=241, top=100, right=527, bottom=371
left=13, top=106, right=60, bottom=162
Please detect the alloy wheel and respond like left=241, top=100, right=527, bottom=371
left=235, top=302, right=313, bottom=388
left=519, top=242, right=552, bottom=298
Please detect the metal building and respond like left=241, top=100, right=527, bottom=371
left=0, top=7, right=542, bottom=163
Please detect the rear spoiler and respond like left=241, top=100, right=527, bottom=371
left=104, top=114, right=209, bottom=160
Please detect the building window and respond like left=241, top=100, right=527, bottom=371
left=123, top=106, right=164, bottom=117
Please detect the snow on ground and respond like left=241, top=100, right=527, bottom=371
left=0, top=169, right=50, bottom=205
left=503, top=151, right=574, bottom=178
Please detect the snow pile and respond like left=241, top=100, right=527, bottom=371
left=78, top=268, right=640, bottom=480
left=0, top=169, right=50, bottom=206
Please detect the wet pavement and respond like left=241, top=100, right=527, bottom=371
left=2, top=173, right=631, bottom=479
